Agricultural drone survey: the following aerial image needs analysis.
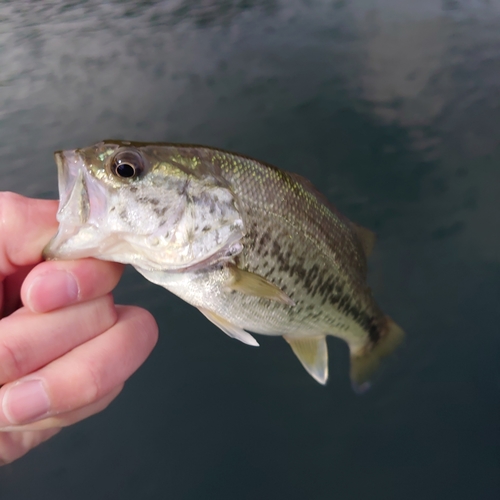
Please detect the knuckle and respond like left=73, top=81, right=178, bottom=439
left=80, top=260, right=123, bottom=298
left=80, top=360, right=103, bottom=404
left=0, top=192, right=25, bottom=236
left=129, top=306, right=159, bottom=348
left=0, top=338, right=25, bottom=381
left=97, top=294, right=119, bottom=329
left=0, top=192, right=22, bottom=220
left=81, top=294, right=118, bottom=337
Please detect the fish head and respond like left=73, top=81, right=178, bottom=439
left=43, top=141, right=245, bottom=271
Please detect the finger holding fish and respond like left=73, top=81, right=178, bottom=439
left=0, top=193, right=58, bottom=281
left=0, top=194, right=59, bottom=318
left=20, top=258, right=123, bottom=313
left=0, top=193, right=121, bottom=316
left=0, top=192, right=158, bottom=464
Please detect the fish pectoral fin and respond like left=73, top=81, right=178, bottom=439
left=225, top=264, right=295, bottom=306
left=198, top=307, right=259, bottom=347
left=284, top=335, right=328, bottom=385
left=349, top=316, right=405, bottom=390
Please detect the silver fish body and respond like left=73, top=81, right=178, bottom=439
left=44, top=141, right=404, bottom=386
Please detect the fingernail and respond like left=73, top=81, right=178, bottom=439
left=27, top=270, right=79, bottom=312
left=1, top=379, right=51, bottom=425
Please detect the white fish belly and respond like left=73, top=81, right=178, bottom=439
left=137, top=266, right=367, bottom=348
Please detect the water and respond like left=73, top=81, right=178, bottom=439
left=1, top=1, right=499, bottom=498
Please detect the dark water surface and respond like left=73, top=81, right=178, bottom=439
left=1, top=1, right=499, bottom=498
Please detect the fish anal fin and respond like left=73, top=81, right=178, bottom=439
left=226, top=264, right=295, bottom=306
left=284, top=335, right=329, bottom=385
left=353, top=223, right=376, bottom=258
left=198, top=307, right=259, bottom=347
left=349, top=316, right=404, bottom=388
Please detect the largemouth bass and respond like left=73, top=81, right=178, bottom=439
left=44, top=140, right=404, bottom=387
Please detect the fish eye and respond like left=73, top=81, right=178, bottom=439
left=110, top=150, right=145, bottom=179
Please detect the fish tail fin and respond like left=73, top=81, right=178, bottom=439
left=349, top=316, right=405, bottom=392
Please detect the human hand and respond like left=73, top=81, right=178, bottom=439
left=0, top=193, right=158, bottom=465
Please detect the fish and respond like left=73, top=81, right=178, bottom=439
left=43, top=140, right=404, bottom=387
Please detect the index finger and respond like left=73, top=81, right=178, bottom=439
left=0, top=193, right=58, bottom=280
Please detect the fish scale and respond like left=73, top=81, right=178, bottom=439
left=208, top=151, right=377, bottom=335
left=44, top=140, right=404, bottom=386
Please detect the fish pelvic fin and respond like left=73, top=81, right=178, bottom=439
left=225, top=264, right=295, bottom=306
left=284, top=335, right=328, bottom=385
left=349, top=316, right=404, bottom=390
left=353, top=223, right=376, bottom=258
left=198, top=307, right=259, bottom=347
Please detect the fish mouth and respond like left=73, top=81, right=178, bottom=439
left=55, top=150, right=90, bottom=224
left=43, top=150, right=107, bottom=260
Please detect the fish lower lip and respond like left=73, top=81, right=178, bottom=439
left=45, top=150, right=95, bottom=260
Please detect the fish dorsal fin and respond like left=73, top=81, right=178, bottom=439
left=198, top=307, right=259, bottom=347
left=284, top=336, right=329, bottom=384
left=288, top=172, right=376, bottom=259
left=288, top=172, right=342, bottom=216
left=353, top=223, right=376, bottom=258
left=226, top=264, right=295, bottom=306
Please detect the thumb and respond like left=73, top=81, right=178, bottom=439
left=0, top=193, right=58, bottom=280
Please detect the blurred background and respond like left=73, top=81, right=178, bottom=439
left=1, top=1, right=499, bottom=498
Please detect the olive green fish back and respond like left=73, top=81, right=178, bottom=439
left=186, top=146, right=368, bottom=279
